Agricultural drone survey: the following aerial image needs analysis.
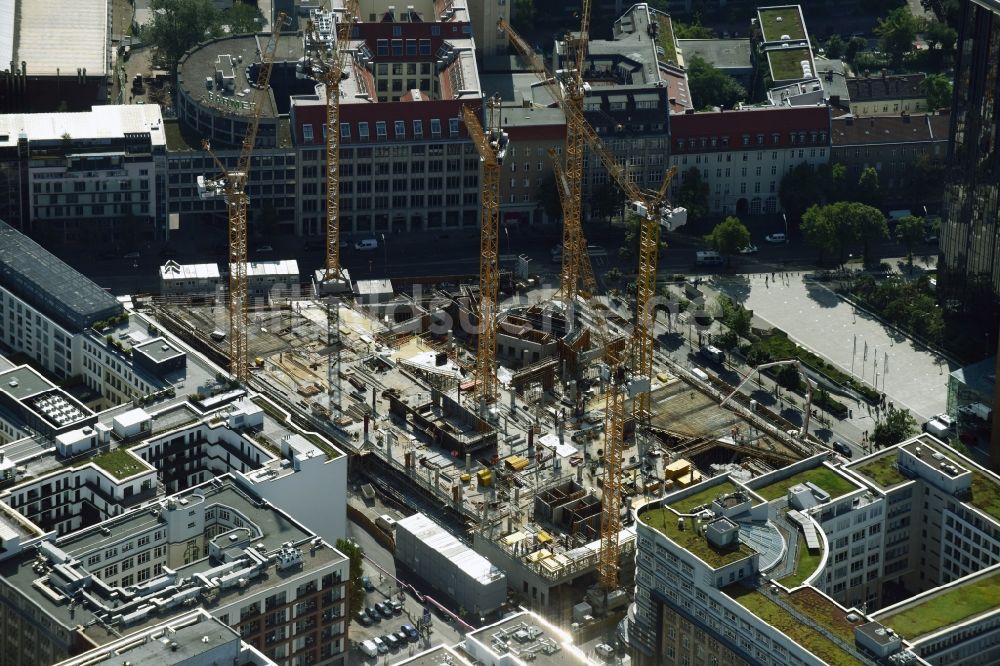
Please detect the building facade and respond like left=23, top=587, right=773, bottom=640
left=846, top=73, right=928, bottom=117
left=830, top=112, right=950, bottom=207
left=667, top=105, right=831, bottom=216
left=939, top=0, right=1000, bottom=318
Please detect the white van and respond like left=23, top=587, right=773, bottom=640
left=695, top=251, right=723, bottom=266
left=354, top=238, right=378, bottom=251
left=360, top=639, right=378, bottom=657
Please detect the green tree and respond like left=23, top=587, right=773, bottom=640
left=705, top=216, right=750, bottom=265
left=673, top=18, right=714, bottom=39
left=875, top=7, right=919, bottom=67
left=907, top=153, right=946, bottom=203
left=844, top=36, right=868, bottom=64
left=675, top=167, right=710, bottom=222
left=686, top=55, right=747, bottom=110
left=857, top=167, right=882, bottom=208
left=895, top=214, right=925, bottom=267
left=818, top=162, right=848, bottom=203
left=847, top=201, right=889, bottom=265
left=871, top=405, right=917, bottom=448
left=335, top=538, right=366, bottom=616
left=825, top=34, right=845, bottom=59
left=779, top=162, right=822, bottom=223
left=511, top=0, right=535, bottom=25
left=142, top=0, right=222, bottom=71
left=923, top=19, right=957, bottom=53
left=225, top=1, right=262, bottom=34
left=921, top=73, right=953, bottom=110
left=801, top=204, right=838, bottom=264
left=590, top=182, right=624, bottom=224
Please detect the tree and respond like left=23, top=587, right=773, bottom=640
left=857, top=167, right=882, bottom=208
left=143, top=0, right=221, bottom=71
left=620, top=213, right=666, bottom=258
left=875, top=7, right=919, bottom=67
left=895, top=214, right=925, bottom=267
left=923, top=19, right=957, bottom=53
left=225, top=1, right=262, bottom=34
left=825, top=34, right=845, bottom=59
left=871, top=405, right=917, bottom=448
left=686, top=55, right=747, bottom=110
left=844, top=36, right=868, bottom=64
left=779, top=162, right=822, bottom=223
left=335, top=538, right=365, bottom=616
left=921, top=73, right=954, bottom=110
left=511, top=0, right=535, bottom=25
left=817, top=162, right=848, bottom=203
left=705, top=216, right=750, bottom=265
left=801, top=204, right=838, bottom=264
left=590, top=182, right=624, bottom=224
left=908, top=153, right=946, bottom=204
left=675, top=167, right=710, bottom=223
left=847, top=201, right=889, bottom=265
left=673, top=18, right=714, bottom=39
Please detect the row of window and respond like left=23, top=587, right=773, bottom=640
left=305, top=117, right=461, bottom=143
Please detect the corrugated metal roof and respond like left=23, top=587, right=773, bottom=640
left=397, top=513, right=501, bottom=585
left=245, top=260, right=299, bottom=277
left=17, top=0, right=109, bottom=76
left=159, top=261, right=221, bottom=281
left=0, top=0, right=14, bottom=69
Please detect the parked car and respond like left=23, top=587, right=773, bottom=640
left=738, top=244, right=758, bottom=254
left=832, top=441, right=853, bottom=458
left=372, top=636, right=388, bottom=654
left=362, top=575, right=374, bottom=592
left=360, top=639, right=378, bottom=657
left=123, top=250, right=141, bottom=259
left=365, top=606, right=381, bottom=623
left=355, top=611, right=371, bottom=626
left=395, top=629, right=410, bottom=644
left=255, top=244, right=273, bottom=253
left=377, top=601, right=394, bottom=618
left=764, top=233, right=786, bottom=244
left=401, top=624, right=419, bottom=641
left=390, top=600, right=404, bottom=614
left=383, top=633, right=399, bottom=650
left=354, top=238, right=378, bottom=251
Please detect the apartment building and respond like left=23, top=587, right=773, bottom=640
left=667, top=105, right=831, bottom=216
left=847, top=73, right=928, bottom=117
left=627, top=435, right=1000, bottom=665
left=0, top=476, right=349, bottom=666
left=0, top=105, right=168, bottom=240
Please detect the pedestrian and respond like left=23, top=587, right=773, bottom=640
left=765, top=276, right=769, bottom=287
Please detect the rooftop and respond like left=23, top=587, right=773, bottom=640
left=640, top=506, right=755, bottom=568
left=758, top=6, right=807, bottom=43
left=133, top=338, right=186, bottom=363
left=878, top=566, right=1000, bottom=639
left=651, top=12, right=678, bottom=64
left=393, top=645, right=473, bottom=665
left=160, top=260, right=221, bottom=281
left=676, top=39, right=752, bottom=71
left=767, top=46, right=814, bottom=82
left=0, top=104, right=167, bottom=149
left=465, top=611, right=591, bottom=666
left=849, top=450, right=909, bottom=489
left=246, top=259, right=299, bottom=278
left=397, top=513, right=503, bottom=586
left=831, top=113, right=950, bottom=146
left=753, top=465, right=858, bottom=501
left=0, top=220, right=123, bottom=332
left=847, top=73, right=927, bottom=102
left=970, top=471, right=1000, bottom=522
left=13, top=0, right=108, bottom=76
left=0, top=365, right=55, bottom=402
left=726, top=586, right=865, bottom=666
left=90, top=446, right=153, bottom=480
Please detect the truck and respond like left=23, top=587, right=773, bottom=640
left=695, top=251, right=723, bottom=266
left=699, top=345, right=724, bottom=363
left=923, top=414, right=954, bottom=438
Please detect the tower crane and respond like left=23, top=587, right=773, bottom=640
left=301, top=0, right=359, bottom=284
left=198, top=14, right=286, bottom=383
left=498, top=0, right=591, bottom=309
left=462, top=97, right=509, bottom=413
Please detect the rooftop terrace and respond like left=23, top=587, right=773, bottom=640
left=767, top=47, right=814, bottom=82
left=754, top=466, right=858, bottom=502
left=879, top=567, right=1000, bottom=639
left=726, top=585, right=865, bottom=666
left=850, top=451, right=909, bottom=489
left=758, top=7, right=806, bottom=42
left=90, top=446, right=153, bottom=480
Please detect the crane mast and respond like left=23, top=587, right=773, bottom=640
left=199, top=15, right=286, bottom=383
left=463, top=98, right=508, bottom=411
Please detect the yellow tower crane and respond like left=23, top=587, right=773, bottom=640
left=462, top=97, right=509, bottom=412
left=498, top=0, right=591, bottom=308
left=198, top=14, right=286, bottom=383
left=302, top=0, right=359, bottom=283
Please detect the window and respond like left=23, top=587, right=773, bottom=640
left=430, top=119, right=442, bottom=138
left=375, top=121, right=387, bottom=140
left=358, top=122, right=370, bottom=141
left=394, top=120, right=406, bottom=138
left=419, top=39, right=431, bottom=55
left=302, top=124, right=314, bottom=142
left=448, top=118, right=460, bottom=137
left=376, top=39, right=388, bottom=56
left=413, top=120, right=423, bottom=138
left=340, top=123, right=351, bottom=139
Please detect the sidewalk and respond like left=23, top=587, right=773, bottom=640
left=706, top=271, right=953, bottom=424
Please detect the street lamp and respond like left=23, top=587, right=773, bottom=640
left=503, top=225, right=510, bottom=256
left=782, top=212, right=788, bottom=242
left=380, top=233, right=387, bottom=274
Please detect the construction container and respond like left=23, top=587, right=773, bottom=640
left=395, top=513, right=506, bottom=615
left=477, top=469, right=493, bottom=487
left=504, top=455, right=530, bottom=471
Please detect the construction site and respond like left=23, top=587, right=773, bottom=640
left=147, top=0, right=827, bottom=629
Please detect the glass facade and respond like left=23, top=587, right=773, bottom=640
left=940, top=0, right=1000, bottom=316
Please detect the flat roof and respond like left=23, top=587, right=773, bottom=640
left=0, top=219, right=123, bottom=332
left=134, top=338, right=186, bottom=363
left=0, top=365, right=54, bottom=402
left=394, top=645, right=473, bottom=665
left=752, top=465, right=859, bottom=501
left=16, top=0, right=108, bottom=76
left=466, top=612, right=590, bottom=666
left=848, top=450, right=909, bottom=489
left=677, top=39, right=752, bottom=70
left=767, top=46, right=814, bottom=82
left=397, top=513, right=502, bottom=585
left=0, top=105, right=166, bottom=148
left=246, top=259, right=299, bottom=277
left=758, top=6, right=807, bottom=43
left=877, top=566, right=1000, bottom=640
left=160, top=261, right=221, bottom=281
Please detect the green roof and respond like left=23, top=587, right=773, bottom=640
left=758, top=7, right=806, bottom=42
left=654, top=15, right=677, bottom=64
left=852, top=452, right=909, bottom=489
left=880, top=569, right=1000, bottom=639
left=668, top=480, right=742, bottom=512
left=754, top=466, right=858, bottom=501
left=778, top=534, right=822, bottom=588
left=969, top=471, right=1000, bottom=522
left=727, top=586, right=865, bottom=666
left=639, top=506, right=755, bottom=568
left=162, top=119, right=200, bottom=152
left=767, top=47, right=813, bottom=82
left=90, top=448, right=151, bottom=480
